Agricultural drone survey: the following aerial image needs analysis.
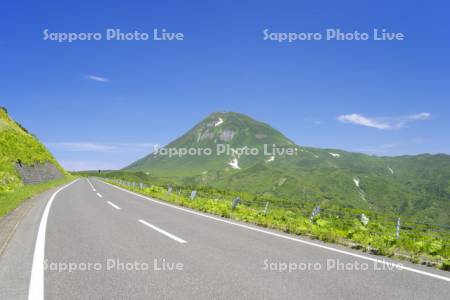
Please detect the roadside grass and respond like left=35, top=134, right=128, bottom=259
left=100, top=178, right=450, bottom=271
left=0, top=176, right=73, bottom=218
left=0, top=107, right=67, bottom=193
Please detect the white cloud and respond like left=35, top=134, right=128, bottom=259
left=85, top=75, right=109, bottom=83
left=408, top=112, right=431, bottom=121
left=46, top=142, right=156, bottom=153
left=337, top=114, right=391, bottom=129
left=337, top=112, right=431, bottom=130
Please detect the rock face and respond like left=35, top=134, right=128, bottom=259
left=1, top=107, right=66, bottom=192
left=15, top=162, right=63, bottom=184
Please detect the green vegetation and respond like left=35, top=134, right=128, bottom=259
left=92, top=175, right=449, bottom=270
left=76, top=111, right=450, bottom=269
left=123, top=112, right=450, bottom=225
left=0, top=106, right=70, bottom=217
left=0, top=107, right=65, bottom=192
left=0, top=176, right=73, bottom=217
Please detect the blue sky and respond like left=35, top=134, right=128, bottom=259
left=1, top=0, right=449, bottom=170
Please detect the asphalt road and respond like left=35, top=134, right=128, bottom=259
left=1, top=178, right=449, bottom=299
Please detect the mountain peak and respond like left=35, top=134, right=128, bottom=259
left=125, top=111, right=297, bottom=173
left=123, top=111, right=450, bottom=224
left=175, top=111, right=295, bottom=148
left=196, top=111, right=294, bottom=142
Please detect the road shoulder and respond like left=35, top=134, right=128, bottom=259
left=0, top=180, right=76, bottom=299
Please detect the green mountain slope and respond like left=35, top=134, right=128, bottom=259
left=125, top=112, right=450, bottom=224
left=0, top=107, right=65, bottom=192
left=126, top=112, right=296, bottom=175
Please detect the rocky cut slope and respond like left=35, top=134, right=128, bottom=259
left=0, top=107, right=64, bottom=192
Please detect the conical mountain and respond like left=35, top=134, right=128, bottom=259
left=125, top=112, right=298, bottom=175
left=125, top=111, right=450, bottom=224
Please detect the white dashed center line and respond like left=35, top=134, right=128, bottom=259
left=107, top=201, right=121, bottom=210
left=138, top=219, right=187, bottom=244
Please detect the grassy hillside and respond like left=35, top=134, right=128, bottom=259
left=123, top=111, right=450, bottom=224
left=0, top=107, right=65, bottom=192
left=0, top=106, right=73, bottom=217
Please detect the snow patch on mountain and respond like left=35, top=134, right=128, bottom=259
left=388, top=167, right=394, bottom=175
left=228, top=158, right=240, bottom=169
left=266, top=156, right=275, bottom=163
left=329, top=152, right=341, bottom=158
left=214, top=117, right=224, bottom=127
left=353, top=177, right=367, bottom=201
left=359, top=193, right=367, bottom=201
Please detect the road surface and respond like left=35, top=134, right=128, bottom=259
left=0, top=178, right=449, bottom=299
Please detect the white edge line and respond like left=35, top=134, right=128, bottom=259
left=96, top=192, right=103, bottom=198
left=107, top=201, right=121, bottom=210
left=138, top=219, right=187, bottom=244
left=28, top=179, right=79, bottom=300
left=97, top=179, right=450, bottom=282
left=86, top=178, right=96, bottom=191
